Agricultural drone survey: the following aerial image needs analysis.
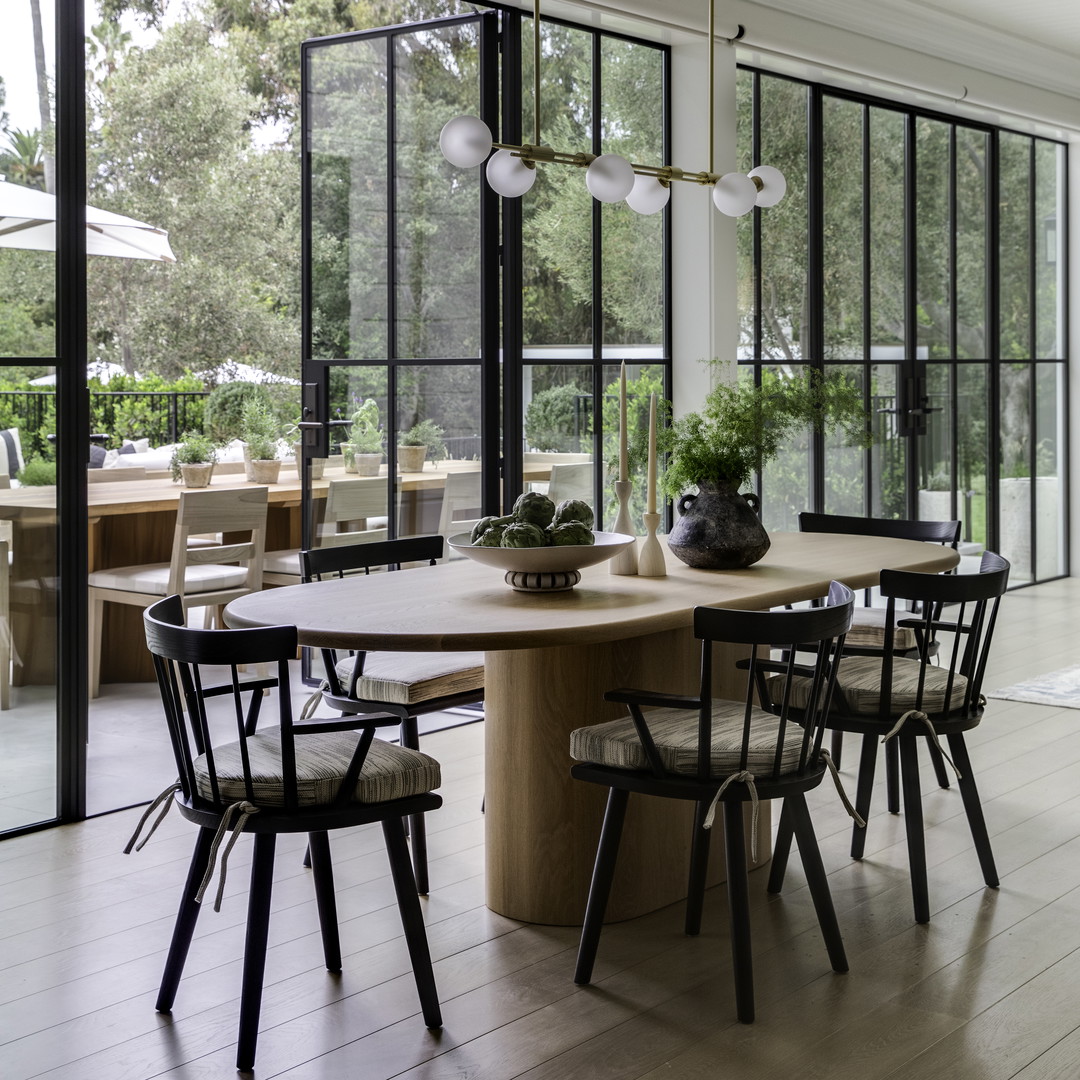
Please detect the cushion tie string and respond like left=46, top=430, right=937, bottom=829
left=820, top=750, right=866, bottom=828
left=881, top=708, right=962, bottom=781
left=123, top=782, right=181, bottom=854
left=702, top=770, right=760, bottom=862
left=195, top=801, right=260, bottom=912
left=299, top=682, right=328, bottom=721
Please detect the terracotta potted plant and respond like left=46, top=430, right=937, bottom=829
left=397, top=418, right=446, bottom=473
left=342, top=398, right=384, bottom=476
left=656, top=364, right=870, bottom=569
left=169, top=431, right=218, bottom=488
left=241, top=399, right=282, bottom=484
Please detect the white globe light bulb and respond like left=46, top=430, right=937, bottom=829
left=748, top=165, right=787, bottom=207
left=439, top=115, right=494, bottom=169
left=485, top=149, right=537, bottom=198
left=712, top=172, right=758, bottom=217
left=625, top=175, right=671, bottom=216
left=585, top=153, right=635, bottom=203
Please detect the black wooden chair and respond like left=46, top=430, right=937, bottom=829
left=300, top=534, right=484, bottom=894
left=135, top=595, right=442, bottom=1072
left=768, top=551, right=1010, bottom=924
left=798, top=511, right=962, bottom=798
left=570, top=582, right=856, bottom=1024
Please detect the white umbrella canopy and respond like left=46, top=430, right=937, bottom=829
left=29, top=360, right=134, bottom=386
left=0, top=180, right=176, bottom=263
left=196, top=360, right=300, bottom=386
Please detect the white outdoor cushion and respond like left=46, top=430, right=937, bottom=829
left=263, top=549, right=303, bottom=576
left=196, top=729, right=441, bottom=807
left=334, top=650, right=484, bottom=705
left=844, top=607, right=918, bottom=652
left=88, top=561, right=249, bottom=595
left=0, top=429, right=24, bottom=477
left=104, top=444, right=177, bottom=471
left=570, top=700, right=803, bottom=777
left=769, top=655, right=969, bottom=718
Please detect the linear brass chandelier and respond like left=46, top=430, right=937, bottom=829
left=439, top=0, right=786, bottom=216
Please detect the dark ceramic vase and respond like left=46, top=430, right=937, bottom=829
left=667, top=481, right=770, bottom=570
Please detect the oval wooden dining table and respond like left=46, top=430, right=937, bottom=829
left=224, top=531, right=959, bottom=926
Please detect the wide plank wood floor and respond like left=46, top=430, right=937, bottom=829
left=2, top=577, right=1080, bottom=1078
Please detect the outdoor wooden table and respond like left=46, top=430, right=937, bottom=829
left=224, top=531, right=959, bottom=926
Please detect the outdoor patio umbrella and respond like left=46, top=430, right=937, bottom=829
left=0, top=180, right=176, bottom=262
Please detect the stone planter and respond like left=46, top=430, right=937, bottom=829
left=353, top=453, right=382, bottom=476
left=667, top=481, right=770, bottom=570
left=242, top=442, right=255, bottom=481
left=293, top=442, right=327, bottom=479
left=249, top=458, right=282, bottom=484
left=179, top=462, right=214, bottom=488
left=397, top=444, right=427, bottom=473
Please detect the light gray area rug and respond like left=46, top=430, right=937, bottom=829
left=987, top=665, right=1080, bottom=708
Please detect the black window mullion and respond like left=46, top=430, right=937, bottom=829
left=591, top=31, right=604, bottom=514
left=986, top=130, right=1001, bottom=556
left=948, top=125, right=959, bottom=521
left=862, top=104, right=873, bottom=518
left=807, top=85, right=825, bottom=511
left=1027, top=137, right=1038, bottom=572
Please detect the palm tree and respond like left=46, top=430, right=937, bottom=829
left=30, top=0, right=54, bottom=193
left=4, top=129, right=46, bottom=190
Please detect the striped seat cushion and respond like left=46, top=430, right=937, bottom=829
left=196, top=729, right=441, bottom=807
left=88, top=562, right=249, bottom=595
left=570, top=700, right=804, bottom=777
left=334, top=651, right=484, bottom=706
left=844, top=607, right=918, bottom=652
left=769, top=655, right=968, bottom=717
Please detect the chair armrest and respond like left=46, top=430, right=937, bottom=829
left=293, top=714, right=402, bottom=735
left=604, top=687, right=701, bottom=710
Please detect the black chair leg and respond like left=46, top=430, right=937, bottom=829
left=236, top=832, right=277, bottom=1072
left=830, top=728, right=844, bottom=770
left=766, top=799, right=795, bottom=894
left=399, top=717, right=430, bottom=895
left=851, top=733, right=879, bottom=860
left=886, top=737, right=900, bottom=813
left=685, top=800, right=712, bottom=936
left=306, top=831, right=342, bottom=972
left=787, top=792, right=847, bottom=973
left=723, top=800, right=754, bottom=1024
left=382, top=817, right=442, bottom=1029
left=898, top=734, right=930, bottom=924
left=157, top=825, right=215, bottom=1012
left=947, top=733, right=999, bottom=888
left=575, top=787, right=629, bottom=985
left=927, top=739, right=952, bottom=790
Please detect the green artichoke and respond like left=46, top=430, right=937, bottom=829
left=512, top=491, right=556, bottom=529
left=549, top=521, right=595, bottom=546
left=501, top=522, right=547, bottom=548
left=475, top=524, right=508, bottom=547
left=553, top=498, right=594, bottom=530
left=470, top=516, right=496, bottom=543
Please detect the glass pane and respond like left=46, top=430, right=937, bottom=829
left=956, top=364, right=988, bottom=553
left=758, top=77, right=808, bottom=361
left=1034, top=362, right=1065, bottom=579
left=870, top=363, right=906, bottom=518
left=999, top=132, right=1032, bottom=361
left=759, top=366, right=809, bottom=532
left=955, top=127, right=988, bottom=359
left=868, top=107, right=905, bottom=350
left=823, top=364, right=865, bottom=515
left=600, top=37, right=664, bottom=348
left=1035, top=140, right=1064, bottom=359
left=308, top=38, right=390, bottom=360
left=915, top=118, right=950, bottom=359
left=394, top=26, right=483, bottom=359
left=915, top=364, right=954, bottom=519
left=522, top=19, right=592, bottom=347
left=822, top=97, right=864, bottom=359
left=736, top=69, right=754, bottom=358
left=999, top=362, right=1032, bottom=583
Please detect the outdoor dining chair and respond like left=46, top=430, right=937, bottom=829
left=767, top=551, right=1010, bottom=924
left=135, top=595, right=442, bottom=1071
left=300, top=534, right=484, bottom=893
left=570, top=583, right=856, bottom=1023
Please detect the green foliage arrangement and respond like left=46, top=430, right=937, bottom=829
left=524, top=384, right=591, bottom=453
left=241, top=397, right=280, bottom=461
left=205, top=382, right=271, bottom=443
left=169, top=430, right=219, bottom=481
left=399, top=418, right=446, bottom=461
left=656, top=364, right=871, bottom=498
left=18, top=456, right=57, bottom=486
left=346, top=399, right=384, bottom=455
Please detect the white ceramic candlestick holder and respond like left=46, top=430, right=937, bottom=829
left=608, top=479, right=638, bottom=575
left=638, top=511, right=666, bottom=577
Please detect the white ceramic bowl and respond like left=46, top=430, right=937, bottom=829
left=448, top=530, right=635, bottom=590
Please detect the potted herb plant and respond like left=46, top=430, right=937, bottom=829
left=169, top=431, right=218, bottom=488
left=657, top=364, right=869, bottom=568
left=397, top=418, right=446, bottom=473
left=341, top=399, right=385, bottom=476
left=241, top=398, right=282, bottom=484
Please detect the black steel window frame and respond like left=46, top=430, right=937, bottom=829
left=738, top=64, right=1070, bottom=583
